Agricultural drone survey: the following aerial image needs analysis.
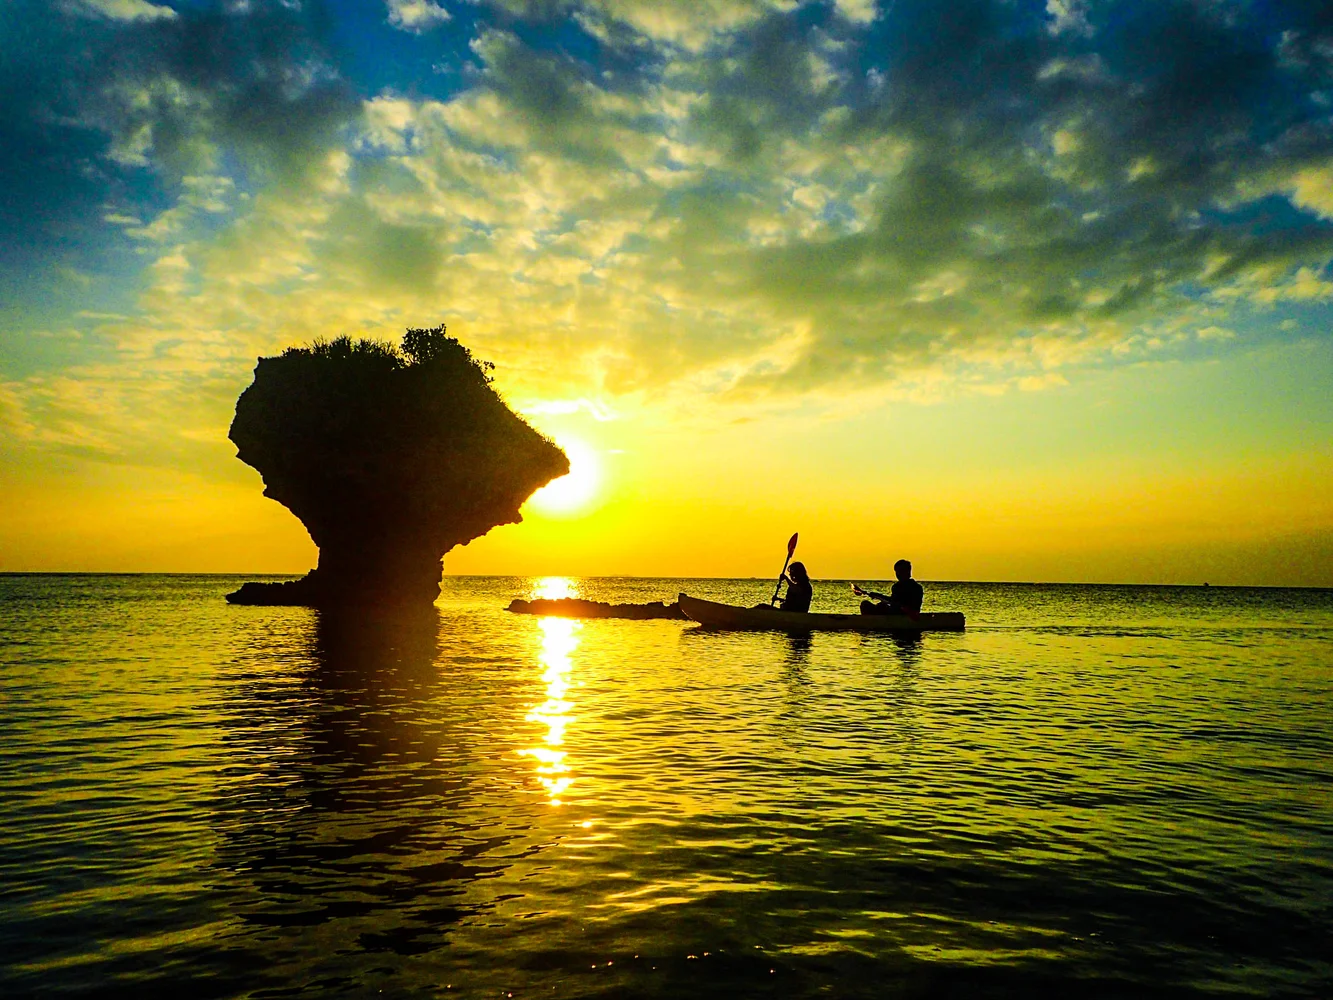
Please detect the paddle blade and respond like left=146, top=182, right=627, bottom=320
left=787, top=532, right=799, bottom=556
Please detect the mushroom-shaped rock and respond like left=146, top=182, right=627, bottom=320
left=226, top=326, right=568, bottom=607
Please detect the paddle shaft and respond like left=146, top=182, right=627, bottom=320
left=770, top=553, right=793, bottom=606
left=770, top=533, right=799, bottom=606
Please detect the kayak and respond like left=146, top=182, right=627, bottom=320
left=678, top=594, right=965, bottom=633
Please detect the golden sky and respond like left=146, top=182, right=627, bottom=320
left=2, top=0, right=1332, bottom=584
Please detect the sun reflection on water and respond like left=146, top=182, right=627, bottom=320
left=520, top=615, right=580, bottom=805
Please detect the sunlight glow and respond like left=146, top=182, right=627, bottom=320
left=533, top=576, right=577, bottom=600
left=527, top=438, right=600, bottom=517
left=519, top=617, right=580, bottom=805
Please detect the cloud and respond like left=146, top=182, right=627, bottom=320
left=1288, top=163, right=1333, bottom=220
left=21, top=3, right=358, bottom=191
left=521, top=398, right=619, bottom=420
left=386, top=0, right=451, bottom=33
left=7, top=0, right=1333, bottom=466
left=553, top=0, right=799, bottom=50
left=1045, top=0, right=1091, bottom=37
left=0, top=382, right=35, bottom=438
left=0, top=0, right=361, bottom=328
left=1017, top=372, right=1070, bottom=392
left=833, top=0, right=876, bottom=25
left=67, top=0, right=177, bottom=22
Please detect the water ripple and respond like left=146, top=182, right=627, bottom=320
left=0, top=575, right=1330, bottom=997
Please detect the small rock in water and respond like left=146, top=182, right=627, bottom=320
left=506, top=597, right=687, bottom=620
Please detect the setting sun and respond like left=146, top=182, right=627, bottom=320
left=526, top=438, right=601, bottom=517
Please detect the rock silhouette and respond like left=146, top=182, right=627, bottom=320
left=227, top=326, right=568, bottom=608
left=506, top=598, right=687, bottom=620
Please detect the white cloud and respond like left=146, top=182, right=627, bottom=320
left=1288, top=163, right=1333, bottom=220
left=1045, top=0, right=1092, bottom=37
left=1016, top=372, right=1070, bottom=392
left=68, top=0, right=177, bottom=21
left=385, top=0, right=450, bottom=33
left=833, top=0, right=876, bottom=24
left=504, top=0, right=797, bottom=50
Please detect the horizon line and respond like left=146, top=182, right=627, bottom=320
left=0, top=571, right=1328, bottom=591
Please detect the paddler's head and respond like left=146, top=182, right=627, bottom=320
left=788, top=561, right=809, bottom=583
left=894, top=559, right=912, bottom=580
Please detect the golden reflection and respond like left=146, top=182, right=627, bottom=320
left=520, top=616, right=580, bottom=805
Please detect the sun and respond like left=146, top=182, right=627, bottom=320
left=527, top=437, right=600, bottom=516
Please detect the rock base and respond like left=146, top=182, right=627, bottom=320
left=226, top=564, right=442, bottom=608
left=226, top=575, right=326, bottom=606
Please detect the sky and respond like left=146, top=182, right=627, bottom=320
left=1, top=0, right=1332, bottom=585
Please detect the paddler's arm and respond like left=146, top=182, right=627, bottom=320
left=851, top=584, right=890, bottom=602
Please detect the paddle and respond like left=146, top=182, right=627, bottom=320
left=770, top=532, right=799, bottom=606
left=851, top=582, right=920, bottom=621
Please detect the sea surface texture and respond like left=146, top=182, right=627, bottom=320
left=1, top=575, right=1330, bottom=998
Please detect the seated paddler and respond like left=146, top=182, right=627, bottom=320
left=778, top=561, right=813, bottom=613
left=854, top=559, right=922, bottom=617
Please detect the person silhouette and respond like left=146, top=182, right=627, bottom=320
left=779, top=561, right=813, bottom=613
left=854, top=559, right=922, bottom=617
left=756, top=561, right=813, bottom=613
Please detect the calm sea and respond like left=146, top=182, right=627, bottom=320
left=1, top=574, right=1330, bottom=998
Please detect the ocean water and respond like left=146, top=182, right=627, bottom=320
left=1, top=574, right=1330, bottom=999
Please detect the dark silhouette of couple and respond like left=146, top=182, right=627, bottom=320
left=769, top=559, right=924, bottom=617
